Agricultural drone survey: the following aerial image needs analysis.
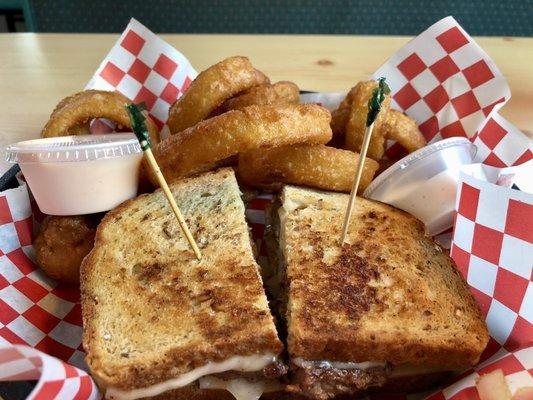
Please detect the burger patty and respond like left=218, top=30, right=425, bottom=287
left=287, top=363, right=391, bottom=400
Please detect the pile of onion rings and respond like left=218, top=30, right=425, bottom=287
left=148, top=104, right=332, bottom=185
left=39, top=57, right=428, bottom=201
left=167, top=56, right=269, bottom=135
left=238, top=144, right=379, bottom=193
left=158, top=62, right=425, bottom=193
left=41, top=90, right=160, bottom=144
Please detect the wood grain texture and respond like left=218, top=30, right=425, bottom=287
left=1, top=33, right=531, bottom=174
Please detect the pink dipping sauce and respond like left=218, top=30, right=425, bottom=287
left=364, top=137, right=476, bottom=236
left=5, top=134, right=143, bottom=215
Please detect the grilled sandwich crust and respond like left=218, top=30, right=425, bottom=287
left=281, top=186, right=488, bottom=368
left=81, top=168, right=283, bottom=391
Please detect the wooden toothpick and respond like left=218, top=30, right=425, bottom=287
left=126, top=104, right=202, bottom=260
left=340, top=122, right=376, bottom=244
left=340, top=78, right=390, bottom=245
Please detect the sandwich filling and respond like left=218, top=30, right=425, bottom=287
left=288, top=359, right=391, bottom=399
left=287, top=358, right=456, bottom=399
left=106, top=353, right=286, bottom=400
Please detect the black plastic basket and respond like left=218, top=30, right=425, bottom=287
left=0, top=165, right=20, bottom=191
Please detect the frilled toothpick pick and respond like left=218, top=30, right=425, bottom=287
left=340, top=78, right=390, bottom=244
left=126, top=104, right=202, bottom=260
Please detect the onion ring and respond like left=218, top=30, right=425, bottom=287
left=237, top=144, right=379, bottom=193
left=66, top=122, right=91, bottom=136
left=167, top=56, right=269, bottom=134
left=41, top=90, right=160, bottom=144
left=345, top=81, right=391, bottom=160
left=330, top=85, right=358, bottom=138
left=149, top=104, right=332, bottom=185
left=382, top=109, right=427, bottom=153
left=332, top=85, right=425, bottom=155
left=49, top=93, right=92, bottom=136
left=214, top=81, right=300, bottom=114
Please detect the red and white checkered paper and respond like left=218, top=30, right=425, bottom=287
left=302, top=16, right=532, bottom=167
left=1, top=17, right=531, bottom=399
left=451, top=161, right=533, bottom=358
left=372, top=17, right=532, bottom=166
left=85, top=18, right=197, bottom=136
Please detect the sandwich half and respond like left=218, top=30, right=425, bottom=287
left=277, top=185, right=489, bottom=399
left=81, top=168, right=285, bottom=400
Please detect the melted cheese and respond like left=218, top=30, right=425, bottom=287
left=106, top=353, right=276, bottom=400
left=199, top=376, right=283, bottom=400
left=293, top=357, right=386, bottom=370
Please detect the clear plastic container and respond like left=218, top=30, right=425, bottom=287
left=5, top=134, right=143, bottom=215
left=363, top=137, right=477, bottom=236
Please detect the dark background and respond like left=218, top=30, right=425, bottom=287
left=1, top=0, right=532, bottom=36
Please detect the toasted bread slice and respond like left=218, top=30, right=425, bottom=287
left=280, top=185, right=488, bottom=367
left=81, top=168, right=283, bottom=395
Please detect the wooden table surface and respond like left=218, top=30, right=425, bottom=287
left=1, top=33, right=532, bottom=174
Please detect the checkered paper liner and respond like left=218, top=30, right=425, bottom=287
left=1, top=16, right=532, bottom=399
left=85, top=18, right=197, bottom=136
left=423, top=347, right=533, bottom=400
left=0, top=344, right=98, bottom=400
left=451, top=161, right=533, bottom=359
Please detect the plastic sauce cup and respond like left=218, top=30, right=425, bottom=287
left=363, top=137, right=476, bottom=236
left=5, top=134, right=143, bottom=216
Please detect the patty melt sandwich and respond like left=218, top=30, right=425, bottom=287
left=81, top=168, right=286, bottom=400
left=276, top=185, right=489, bottom=399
